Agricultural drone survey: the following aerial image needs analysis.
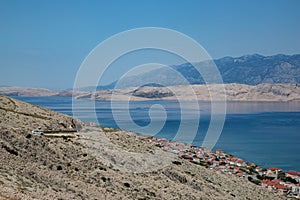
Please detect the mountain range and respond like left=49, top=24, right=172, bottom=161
left=1, top=54, right=300, bottom=101
left=97, top=54, right=300, bottom=89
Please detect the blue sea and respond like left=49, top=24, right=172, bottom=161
left=14, top=96, right=300, bottom=172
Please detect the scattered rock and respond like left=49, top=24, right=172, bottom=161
left=2, top=144, right=18, bottom=156
left=172, top=161, right=182, bottom=165
left=124, top=182, right=131, bottom=188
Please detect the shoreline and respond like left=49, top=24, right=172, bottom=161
left=83, top=120, right=300, bottom=198
left=1, top=95, right=298, bottom=199
left=1, top=83, right=300, bottom=102
left=11, top=95, right=300, bottom=173
left=103, top=124, right=299, bottom=198
left=9, top=94, right=300, bottom=103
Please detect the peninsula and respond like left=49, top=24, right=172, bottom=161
left=1, top=83, right=300, bottom=102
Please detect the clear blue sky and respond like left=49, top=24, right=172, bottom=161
left=1, top=0, right=300, bottom=89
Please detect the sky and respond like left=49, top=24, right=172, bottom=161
left=0, top=0, right=300, bottom=89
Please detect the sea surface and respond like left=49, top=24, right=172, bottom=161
left=14, top=96, right=300, bottom=172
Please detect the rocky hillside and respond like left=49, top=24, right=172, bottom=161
left=2, top=83, right=300, bottom=102
left=0, top=95, right=81, bottom=132
left=215, top=54, right=300, bottom=85
left=0, top=96, right=286, bottom=199
left=0, top=87, right=58, bottom=97
left=0, top=87, right=88, bottom=97
left=112, top=54, right=300, bottom=88
left=76, top=83, right=300, bottom=101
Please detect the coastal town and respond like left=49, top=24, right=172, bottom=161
left=144, top=136, right=300, bottom=199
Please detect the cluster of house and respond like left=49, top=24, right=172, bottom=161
left=260, top=169, right=300, bottom=198
left=144, top=136, right=300, bottom=199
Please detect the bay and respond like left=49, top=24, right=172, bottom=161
left=14, top=96, right=300, bottom=172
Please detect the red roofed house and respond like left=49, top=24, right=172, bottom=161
left=215, top=149, right=223, bottom=154
left=261, top=179, right=268, bottom=185
left=267, top=167, right=282, bottom=179
left=274, top=184, right=289, bottom=195
left=236, top=159, right=246, bottom=167
left=261, top=179, right=274, bottom=191
left=286, top=170, right=300, bottom=182
left=261, top=179, right=288, bottom=193
left=229, top=157, right=238, bottom=165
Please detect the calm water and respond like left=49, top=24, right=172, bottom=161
left=15, top=96, right=300, bottom=172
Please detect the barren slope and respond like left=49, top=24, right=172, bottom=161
left=76, top=84, right=300, bottom=102
left=0, top=96, right=285, bottom=199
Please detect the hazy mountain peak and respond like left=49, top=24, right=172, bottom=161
left=75, top=53, right=300, bottom=90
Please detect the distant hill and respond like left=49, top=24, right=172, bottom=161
left=0, top=86, right=59, bottom=96
left=76, top=83, right=300, bottom=102
left=106, top=54, right=300, bottom=88
left=1, top=54, right=300, bottom=98
left=215, top=54, right=300, bottom=85
left=78, top=81, right=117, bottom=91
left=0, top=87, right=87, bottom=97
